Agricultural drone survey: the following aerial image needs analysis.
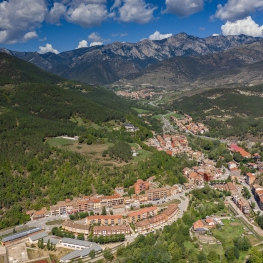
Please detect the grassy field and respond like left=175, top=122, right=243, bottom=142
left=132, top=108, right=150, bottom=114
left=152, top=114, right=162, bottom=120
left=45, top=219, right=65, bottom=226
left=129, top=143, right=140, bottom=149
left=46, top=137, right=75, bottom=147
left=164, top=112, right=184, bottom=119
left=133, top=150, right=152, bottom=162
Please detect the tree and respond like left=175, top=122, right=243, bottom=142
left=207, top=251, right=219, bottom=262
left=101, top=206, right=107, bottom=215
left=233, top=236, right=251, bottom=251
left=77, top=233, right=85, bottom=240
left=47, top=238, right=51, bottom=250
left=89, top=249, right=96, bottom=259
left=103, top=248, right=114, bottom=262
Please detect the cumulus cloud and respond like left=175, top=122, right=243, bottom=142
left=213, top=0, right=263, bottom=22
left=221, top=16, right=263, bottom=37
left=23, top=31, right=38, bottom=41
left=76, top=40, right=88, bottom=49
left=0, top=0, right=47, bottom=44
left=212, top=33, right=220, bottom=36
left=38, top=43, right=59, bottom=54
left=164, top=0, right=204, bottom=17
left=88, top=32, right=102, bottom=42
left=90, top=42, right=103, bottom=47
left=46, top=2, right=67, bottom=24
left=66, top=3, right=108, bottom=27
left=149, top=31, right=172, bottom=40
left=115, top=0, right=157, bottom=24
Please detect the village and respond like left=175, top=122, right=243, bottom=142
left=2, top=119, right=263, bottom=263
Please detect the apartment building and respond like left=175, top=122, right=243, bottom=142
left=62, top=221, right=90, bottom=235
left=48, top=194, right=124, bottom=216
left=232, top=193, right=251, bottom=214
left=146, top=186, right=178, bottom=201
left=252, top=184, right=263, bottom=210
left=135, top=214, right=167, bottom=232
left=93, top=225, right=130, bottom=236
left=85, top=215, right=123, bottom=226
left=134, top=179, right=149, bottom=195
left=127, top=206, right=157, bottom=223
left=161, top=204, right=178, bottom=222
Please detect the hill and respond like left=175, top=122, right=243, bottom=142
left=171, top=84, right=263, bottom=139
left=1, top=33, right=262, bottom=85
left=0, top=53, right=194, bottom=230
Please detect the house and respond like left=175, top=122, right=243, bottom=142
left=228, top=162, right=237, bottom=170
left=115, top=186, right=124, bottom=196
left=193, top=220, right=205, bottom=231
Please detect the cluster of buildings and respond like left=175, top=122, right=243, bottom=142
left=149, top=134, right=204, bottom=161
left=182, top=159, right=225, bottom=186
left=192, top=217, right=224, bottom=232
left=135, top=204, right=178, bottom=233
left=232, top=192, right=251, bottom=214
left=170, top=115, right=209, bottom=134
left=60, top=204, right=178, bottom=236
left=115, top=89, right=155, bottom=100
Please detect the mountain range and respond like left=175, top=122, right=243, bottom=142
left=1, top=33, right=263, bottom=87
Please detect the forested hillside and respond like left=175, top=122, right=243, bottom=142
left=172, top=84, right=263, bottom=139
left=0, top=54, right=192, bottom=229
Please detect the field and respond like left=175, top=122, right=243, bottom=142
left=164, top=112, right=184, bottom=119
left=132, top=108, right=150, bottom=114
left=46, top=138, right=75, bottom=147
left=133, top=150, right=152, bottom=162
left=45, top=220, right=64, bottom=226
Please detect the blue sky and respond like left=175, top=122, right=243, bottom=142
left=0, top=0, right=263, bottom=53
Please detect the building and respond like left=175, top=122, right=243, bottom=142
left=28, top=232, right=48, bottom=243
left=135, top=214, right=167, bottom=233
left=59, top=239, right=102, bottom=263
left=86, top=215, right=123, bottom=226
left=2, top=227, right=43, bottom=246
left=252, top=184, right=263, bottom=210
left=62, top=221, right=90, bottom=235
left=112, top=204, right=126, bottom=215
left=230, top=144, right=251, bottom=158
left=134, top=179, right=149, bottom=195
left=93, top=225, right=130, bottom=236
left=135, top=204, right=178, bottom=233
left=127, top=206, right=158, bottom=223
left=146, top=186, right=178, bottom=201
left=232, top=193, right=251, bottom=214
left=115, top=186, right=124, bottom=196
left=246, top=173, right=256, bottom=185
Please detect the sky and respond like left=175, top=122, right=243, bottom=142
left=0, top=0, right=263, bottom=54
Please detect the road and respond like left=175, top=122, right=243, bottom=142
left=149, top=95, right=163, bottom=107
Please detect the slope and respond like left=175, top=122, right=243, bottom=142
left=125, top=41, right=263, bottom=89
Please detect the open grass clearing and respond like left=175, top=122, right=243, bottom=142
left=46, top=138, right=75, bottom=147
left=132, top=150, right=152, bottom=162
left=152, top=114, right=162, bottom=120
left=129, top=143, right=141, bottom=149
left=132, top=108, right=150, bottom=114
left=212, top=218, right=261, bottom=248
left=164, top=112, right=184, bottom=120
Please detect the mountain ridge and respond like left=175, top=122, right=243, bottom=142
left=1, top=33, right=262, bottom=85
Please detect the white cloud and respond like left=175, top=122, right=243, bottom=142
left=88, top=32, right=102, bottom=42
left=90, top=42, right=103, bottom=47
left=23, top=31, right=38, bottom=41
left=38, top=43, right=59, bottom=54
left=76, top=40, right=88, bottom=49
left=221, top=16, right=263, bottom=37
left=110, top=0, right=122, bottom=11
left=212, top=33, right=220, bottom=36
left=116, top=0, right=157, bottom=24
left=164, top=0, right=204, bottom=17
left=213, top=0, right=263, bottom=21
left=148, top=31, right=172, bottom=40
left=47, top=3, right=67, bottom=24
left=66, top=3, right=108, bottom=27
left=0, top=0, right=47, bottom=44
